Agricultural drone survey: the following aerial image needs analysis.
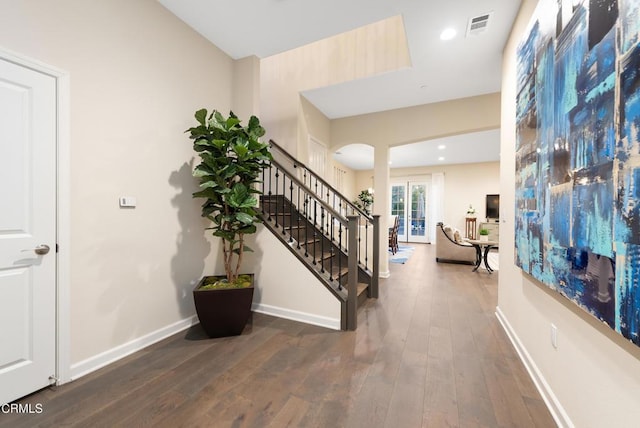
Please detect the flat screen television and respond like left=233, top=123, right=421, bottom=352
left=486, top=194, right=500, bottom=221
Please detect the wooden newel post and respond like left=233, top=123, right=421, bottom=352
left=347, top=215, right=359, bottom=331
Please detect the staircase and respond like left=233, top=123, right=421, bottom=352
left=257, top=140, right=380, bottom=330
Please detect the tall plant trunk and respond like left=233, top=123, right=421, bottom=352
left=234, top=233, right=245, bottom=280
left=222, top=238, right=232, bottom=282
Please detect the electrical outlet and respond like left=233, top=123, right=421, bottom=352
left=550, top=323, right=558, bottom=349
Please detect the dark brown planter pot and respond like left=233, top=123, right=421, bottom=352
left=193, top=275, right=254, bottom=338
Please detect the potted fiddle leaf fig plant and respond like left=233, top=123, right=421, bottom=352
left=353, top=189, right=374, bottom=215
left=187, top=109, right=272, bottom=338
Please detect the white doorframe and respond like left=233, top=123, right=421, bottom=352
left=390, top=177, right=431, bottom=244
left=308, top=135, right=327, bottom=178
left=0, top=47, right=71, bottom=385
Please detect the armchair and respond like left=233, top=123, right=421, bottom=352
left=435, top=222, right=476, bottom=265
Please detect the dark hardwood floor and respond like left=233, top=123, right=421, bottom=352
left=1, top=244, right=556, bottom=427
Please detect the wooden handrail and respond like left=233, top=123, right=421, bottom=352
left=269, top=155, right=348, bottom=226
left=269, top=139, right=373, bottom=220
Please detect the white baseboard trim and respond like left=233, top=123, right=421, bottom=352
left=379, top=270, right=391, bottom=279
left=495, top=307, right=573, bottom=428
left=252, top=303, right=340, bottom=331
left=70, top=315, right=198, bottom=381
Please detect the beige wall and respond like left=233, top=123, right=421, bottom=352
left=0, top=0, right=233, bottom=365
left=499, top=1, right=640, bottom=427
left=260, top=15, right=410, bottom=156
left=298, top=96, right=331, bottom=169
left=245, top=227, right=341, bottom=329
left=232, top=55, right=261, bottom=119
left=357, top=161, right=500, bottom=232
left=331, top=93, right=501, bottom=149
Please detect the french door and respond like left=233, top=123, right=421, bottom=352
left=390, top=180, right=429, bottom=243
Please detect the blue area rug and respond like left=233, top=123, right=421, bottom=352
left=389, top=245, right=414, bottom=264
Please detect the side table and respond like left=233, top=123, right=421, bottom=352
left=466, top=239, right=499, bottom=273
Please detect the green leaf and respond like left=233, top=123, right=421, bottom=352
left=235, top=212, right=254, bottom=224
left=239, top=195, right=257, bottom=208
left=213, top=230, right=235, bottom=241
left=210, top=111, right=226, bottom=130
left=226, top=117, right=241, bottom=129
left=238, top=225, right=257, bottom=234
left=187, top=125, right=209, bottom=138
left=228, top=183, right=249, bottom=206
left=248, top=115, right=260, bottom=130
left=212, top=139, right=227, bottom=149
left=193, top=165, right=214, bottom=177
left=194, top=109, right=207, bottom=126
left=199, top=181, right=218, bottom=189
left=233, top=143, right=249, bottom=158
left=192, top=189, right=217, bottom=199
left=247, top=116, right=265, bottom=138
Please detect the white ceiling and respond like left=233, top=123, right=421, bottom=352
left=158, top=0, right=521, bottom=169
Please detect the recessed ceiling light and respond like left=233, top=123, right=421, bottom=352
left=438, top=157, right=445, bottom=161
left=438, top=145, right=446, bottom=150
left=440, top=28, right=457, bottom=41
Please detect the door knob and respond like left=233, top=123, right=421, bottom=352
left=34, top=244, right=50, bottom=255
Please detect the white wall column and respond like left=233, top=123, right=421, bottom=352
left=374, top=145, right=390, bottom=278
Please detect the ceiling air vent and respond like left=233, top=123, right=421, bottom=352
left=466, top=12, right=492, bottom=36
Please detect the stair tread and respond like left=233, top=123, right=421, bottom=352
left=330, top=266, right=349, bottom=277
left=357, top=282, right=369, bottom=296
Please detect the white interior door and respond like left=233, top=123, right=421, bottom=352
left=308, top=137, right=327, bottom=177
left=0, top=58, right=57, bottom=404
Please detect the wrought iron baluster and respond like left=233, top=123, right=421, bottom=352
left=312, top=199, right=318, bottom=265
left=296, top=184, right=301, bottom=249
left=274, top=167, right=280, bottom=227
left=365, top=218, right=369, bottom=270
left=314, top=177, right=319, bottom=199
left=357, top=219, right=362, bottom=267
left=320, top=207, right=325, bottom=274
left=267, top=165, right=273, bottom=222
left=260, top=167, right=265, bottom=215
left=338, top=224, right=343, bottom=291
left=304, top=193, right=310, bottom=257
left=282, top=169, right=287, bottom=235
left=329, top=214, right=335, bottom=282
left=288, top=177, right=294, bottom=241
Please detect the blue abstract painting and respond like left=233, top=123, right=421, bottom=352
left=516, top=0, right=640, bottom=346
